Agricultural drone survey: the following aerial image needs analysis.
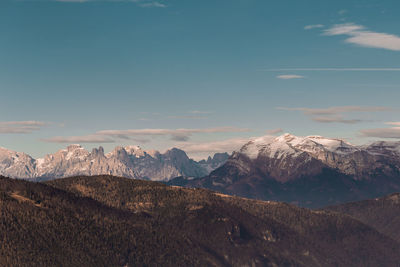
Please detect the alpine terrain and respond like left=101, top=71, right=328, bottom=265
left=169, top=133, right=400, bottom=207
left=0, top=145, right=228, bottom=181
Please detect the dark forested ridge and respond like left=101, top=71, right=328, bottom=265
left=1, top=175, right=400, bottom=267
left=325, top=192, right=400, bottom=242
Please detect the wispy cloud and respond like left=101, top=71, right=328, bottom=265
left=304, top=24, right=324, bottom=30
left=177, top=137, right=249, bottom=157
left=97, top=127, right=250, bottom=141
left=277, top=106, right=389, bottom=124
left=43, top=127, right=251, bottom=144
left=43, top=135, right=115, bottom=143
left=385, top=122, right=400, bottom=126
left=189, top=110, right=213, bottom=114
left=324, top=23, right=400, bottom=51
left=167, top=115, right=207, bottom=120
left=360, top=127, right=400, bottom=138
left=278, top=106, right=389, bottom=115
left=0, top=121, right=47, bottom=134
left=139, top=1, right=166, bottom=8
left=311, top=116, right=363, bottom=124
left=266, top=128, right=283, bottom=135
left=276, top=74, right=304, bottom=80
left=264, top=68, right=400, bottom=72
left=48, top=0, right=167, bottom=8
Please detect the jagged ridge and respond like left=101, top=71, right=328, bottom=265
left=0, top=145, right=228, bottom=181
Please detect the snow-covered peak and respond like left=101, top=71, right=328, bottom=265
left=0, top=147, right=14, bottom=158
left=240, top=135, right=291, bottom=159
left=124, top=145, right=146, bottom=158
left=274, top=133, right=301, bottom=143
left=66, top=144, right=83, bottom=151
left=296, top=136, right=358, bottom=155
left=239, top=133, right=358, bottom=160
left=65, top=146, right=89, bottom=161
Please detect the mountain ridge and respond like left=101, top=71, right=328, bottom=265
left=0, top=145, right=228, bottom=181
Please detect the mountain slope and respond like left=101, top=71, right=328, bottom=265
left=46, top=175, right=400, bottom=267
left=170, top=134, right=400, bottom=207
left=325, top=192, right=400, bottom=242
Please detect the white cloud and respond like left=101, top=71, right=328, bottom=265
left=360, top=127, right=400, bottom=138
left=311, top=116, right=363, bottom=124
left=0, top=121, right=47, bottom=134
left=276, top=74, right=304, bottom=80
left=324, top=23, right=400, bottom=51
left=278, top=106, right=389, bottom=116
left=139, top=1, right=166, bottom=8
left=176, top=137, right=249, bottom=159
left=304, top=24, right=324, bottom=30
left=277, top=106, right=388, bottom=115
left=43, top=135, right=115, bottom=143
left=385, top=122, right=400, bottom=126
left=264, top=68, right=400, bottom=72
left=97, top=127, right=250, bottom=141
left=266, top=128, right=283, bottom=135
left=278, top=106, right=389, bottom=124
left=43, top=127, right=251, bottom=144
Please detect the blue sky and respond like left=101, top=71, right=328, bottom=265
left=1, top=0, right=400, bottom=159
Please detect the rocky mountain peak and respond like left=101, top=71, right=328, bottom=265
left=91, top=146, right=105, bottom=157
left=66, top=144, right=83, bottom=152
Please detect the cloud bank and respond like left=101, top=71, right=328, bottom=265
left=43, top=127, right=251, bottom=143
left=324, top=23, right=400, bottom=51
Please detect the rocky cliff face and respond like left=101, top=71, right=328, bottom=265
left=0, top=145, right=226, bottom=181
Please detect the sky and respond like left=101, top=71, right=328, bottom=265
left=1, top=0, right=400, bottom=160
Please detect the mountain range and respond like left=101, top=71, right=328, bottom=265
left=1, top=174, right=400, bottom=266
left=3, top=133, right=400, bottom=207
left=169, top=133, right=400, bottom=207
left=0, top=145, right=228, bottom=181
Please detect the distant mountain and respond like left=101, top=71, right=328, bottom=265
left=169, top=133, right=400, bottom=208
left=198, top=152, right=229, bottom=172
left=0, top=145, right=227, bottom=181
left=2, top=174, right=399, bottom=266
left=325, top=192, right=400, bottom=242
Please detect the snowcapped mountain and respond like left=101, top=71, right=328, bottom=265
left=170, top=133, right=400, bottom=207
left=234, top=133, right=400, bottom=181
left=0, top=147, right=36, bottom=178
left=0, top=145, right=226, bottom=181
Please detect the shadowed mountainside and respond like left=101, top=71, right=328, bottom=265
left=325, top=192, right=400, bottom=242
